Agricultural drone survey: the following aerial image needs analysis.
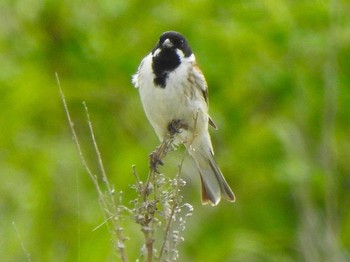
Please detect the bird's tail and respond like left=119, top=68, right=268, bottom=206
left=188, top=141, right=235, bottom=206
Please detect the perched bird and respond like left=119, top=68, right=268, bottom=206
left=132, top=31, right=235, bottom=205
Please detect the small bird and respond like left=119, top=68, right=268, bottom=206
left=132, top=31, right=235, bottom=205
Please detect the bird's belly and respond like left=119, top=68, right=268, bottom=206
left=140, top=85, right=186, bottom=138
left=140, top=83, right=206, bottom=145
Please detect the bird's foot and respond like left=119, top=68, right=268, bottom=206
left=167, top=119, right=188, bottom=135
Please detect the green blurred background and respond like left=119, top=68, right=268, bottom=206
left=1, top=0, right=349, bottom=261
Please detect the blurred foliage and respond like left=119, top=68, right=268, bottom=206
left=1, top=0, right=350, bottom=261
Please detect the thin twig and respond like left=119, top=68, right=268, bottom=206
left=57, top=73, right=193, bottom=261
left=140, top=118, right=193, bottom=261
left=142, top=129, right=180, bottom=262
left=82, top=102, right=112, bottom=190
left=145, top=119, right=184, bottom=199
left=135, top=133, right=176, bottom=262
left=12, top=221, right=31, bottom=262
left=158, top=136, right=189, bottom=260
left=132, top=165, right=143, bottom=194
left=56, top=74, right=95, bottom=181
left=56, top=73, right=128, bottom=262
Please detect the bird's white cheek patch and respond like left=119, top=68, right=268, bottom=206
left=177, top=52, right=195, bottom=64
left=177, top=50, right=196, bottom=63
left=176, top=49, right=185, bottom=59
left=153, top=48, right=161, bottom=57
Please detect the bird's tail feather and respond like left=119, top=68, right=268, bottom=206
left=189, top=144, right=235, bottom=205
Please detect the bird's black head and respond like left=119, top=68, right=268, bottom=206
left=155, top=31, right=192, bottom=57
left=152, top=31, right=193, bottom=88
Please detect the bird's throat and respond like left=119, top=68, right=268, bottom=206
left=152, top=49, right=180, bottom=88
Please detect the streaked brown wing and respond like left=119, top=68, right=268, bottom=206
left=192, top=63, right=217, bottom=129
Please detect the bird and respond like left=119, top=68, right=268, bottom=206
left=132, top=31, right=235, bottom=205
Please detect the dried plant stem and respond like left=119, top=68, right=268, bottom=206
left=145, top=132, right=176, bottom=198
left=144, top=229, right=154, bottom=262
left=57, top=74, right=192, bottom=261
left=82, top=102, right=129, bottom=258
left=56, top=73, right=128, bottom=262
left=137, top=120, right=185, bottom=262
left=12, top=221, right=31, bottom=262
left=158, top=153, right=186, bottom=260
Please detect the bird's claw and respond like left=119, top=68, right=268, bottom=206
left=167, top=119, right=187, bottom=135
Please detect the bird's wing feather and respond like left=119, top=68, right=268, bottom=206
left=192, top=63, right=217, bottom=129
left=192, top=63, right=208, bottom=103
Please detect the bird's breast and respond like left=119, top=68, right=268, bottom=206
left=138, top=57, right=208, bottom=143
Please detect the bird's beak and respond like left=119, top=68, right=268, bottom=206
left=162, top=38, right=173, bottom=48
